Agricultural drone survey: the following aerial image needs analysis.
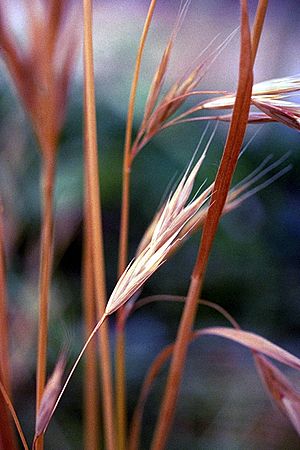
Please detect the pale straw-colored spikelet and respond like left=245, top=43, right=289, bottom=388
left=107, top=127, right=290, bottom=317
left=105, top=146, right=211, bottom=316
left=251, top=74, right=300, bottom=96
left=140, top=0, right=191, bottom=134
left=252, top=97, right=300, bottom=131
left=137, top=152, right=291, bottom=258
left=202, top=75, right=300, bottom=109
left=130, top=0, right=236, bottom=159
left=200, top=75, right=300, bottom=131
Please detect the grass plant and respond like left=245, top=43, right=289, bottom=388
left=0, top=0, right=299, bottom=449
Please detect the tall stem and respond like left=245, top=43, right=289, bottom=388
left=116, top=2, right=157, bottom=449
left=35, top=152, right=56, bottom=450
left=83, top=193, right=100, bottom=450
left=150, top=1, right=270, bottom=447
left=251, top=0, right=268, bottom=63
left=118, top=0, right=158, bottom=275
left=83, top=1, right=115, bottom=449
left=0, top=203, right=17, bottom=449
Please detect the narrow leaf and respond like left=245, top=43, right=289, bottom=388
left=196, top=327, right=300, bottom=370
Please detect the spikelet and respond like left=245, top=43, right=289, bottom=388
left=34, top=351, right=67, bottom=440
left=251, top=74, right=300, bottom=96
left=105, top=149, right=211, bottom=315
left=199, top=75, right=300, bottom=131
left=140, top=0, right=191, bottom=133
left=137, top=153, right=291, bottom=257
left=130, top=0, right=236, bottom=159
left=107, top=134, right=291, bottom=316
left=201, top=74, right=300, bottom=109
left=252, top=97, right=300, bottom=131
left=255, top=354, right=300, bottom=436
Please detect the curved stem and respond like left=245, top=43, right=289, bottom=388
left=0, top=380, right=29, bottom=450
left=116, top=2, right=157, bottom=449
left=46, top=314, right=108, bottom=434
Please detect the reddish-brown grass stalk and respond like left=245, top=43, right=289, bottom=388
left=36, top=153, right=56, bottom=400
left=150, top=1, right=267, bottom=448
left=83, top=190, right=100, bottom=450
left=128, top=297, right=239, bottom=450
left=83, top=0, right=115, bottom=449
left=116, top=2, right=157, bottom=449
left=35, top=152, right=56, bottom=450
left=0, top=203, right=17, bottom=449
left=0, top=4, right=77, bottom=449
left=0, top=380, right=28, bottom=450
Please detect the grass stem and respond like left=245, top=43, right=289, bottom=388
left=251, top=0, right=268, bottom=63
left=83, top=192, right=100, bottom=450
left=83, top=0, right=115, bottom=448
left=116, top=2, right=157, bottom=449
left=35, top=152, right=56, bottom=450
left=0, top=380, right=28, bottom=450
left=0, top=202, right=17, bottom=449
left=150, top=1, right=259, bottom=448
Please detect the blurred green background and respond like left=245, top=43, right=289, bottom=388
left=0, top=0, right=299, bottom=448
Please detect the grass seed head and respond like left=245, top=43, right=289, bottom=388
left=252, top=97, right=300, bottom=131
left=199, top=75, right=300, bottom=131
left=131, top=21, right=236, bottom=158
left=106, top=148, right=210, bottom=316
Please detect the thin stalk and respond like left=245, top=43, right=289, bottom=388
left=0, top=380, right=29, bottom=450
left=150, top=1, right=266, bottom=448
left=35, top=152, right=56, bottom=450
left=118, top=0, right=157, bottom=275
left=0, top=202, right=10, bottom=390
left=36, top=154, right=56, bottom=409
left=83, top=1, right=115, bottom=449
left=116, top=2, right=157, bottom=449
left=83, top=193, right=100, bottom=450
left=251, top=0, right=268, bottom=63
left=46, top=314, right=108, bottom=435
left=0, top=203, right=17, bottom=449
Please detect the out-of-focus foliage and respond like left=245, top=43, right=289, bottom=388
left=0, top=0, right=299, bottom=448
